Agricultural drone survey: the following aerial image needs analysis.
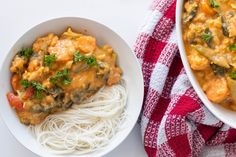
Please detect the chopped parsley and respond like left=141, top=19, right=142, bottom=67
left=31, top=81, right=46, bottom=92
left=74, top=51, right=86, bottom=63
left=86, top=57, right=97, bottom=66
left=63, top=78, right=72, bottom=85
left=229, top=44, right=236, bottom=51
left=31, top=81, right=46, bottom=99
left=44, top=54, right=57, bottom=67
left=73, top=51, right=97, bottom=66
left=202, top=29, right=213, bottom=44
left=20, top=80, right=46, bottom=99
left=19, top=48, right=34, bottom=60
left=34, top=89, right=43, bottom=99
left=209, top=0, right=219, bottom=8
left=20, top=80, right=31, bottom=88
left=50, top=69, right=71, bottom=85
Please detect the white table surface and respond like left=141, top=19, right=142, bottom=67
left=0, top=0, right=151, bottom=156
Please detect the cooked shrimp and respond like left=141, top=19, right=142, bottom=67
left=75, top=36, right=96, bottom=53
left=48, top=39, right=75, bottom=62
left=10, top=55, right=26, bottom=73
left=203, top=77, right=229, bottom=103
left=188, top=53, right=209, bottom=70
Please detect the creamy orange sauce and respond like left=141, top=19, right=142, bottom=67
left=7, top=28, right=122, bottom=125
left=183, top=0, right=236, bottom=110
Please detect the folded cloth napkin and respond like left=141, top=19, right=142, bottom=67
left=134, top=0, right=236, bottom=156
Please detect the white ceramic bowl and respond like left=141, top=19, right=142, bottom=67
left=176, top=0, right=236, bottom=128
left=0, top=17, right=144, bottom=157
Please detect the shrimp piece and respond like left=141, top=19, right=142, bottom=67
left=11, top=74, right=22, bottom=92
left=10, top=55, right=27, bottom=73
left=203, top=77, right=229, bottom=103
left=188, top=53, right=209, bottom=70
left=75, top=36, right=96, bottom=53
left=48, top=39, right=75, bottom=62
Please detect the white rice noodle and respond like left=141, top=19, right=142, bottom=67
left=29, top=83, right=127, bottom=155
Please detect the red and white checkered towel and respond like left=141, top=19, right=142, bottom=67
left=134, top=0, right=236, bottom=156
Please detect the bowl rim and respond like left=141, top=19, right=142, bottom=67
left=0, top=16, right=144, bottom=157
left=176, top=0, right=236, bottom=128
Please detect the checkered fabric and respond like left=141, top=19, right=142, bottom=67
left=134, top=0, right=236, bottom=156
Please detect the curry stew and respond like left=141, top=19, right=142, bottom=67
left=182, top=0, right=236, bottom=110
left=7, top=28, right=122, bottom=125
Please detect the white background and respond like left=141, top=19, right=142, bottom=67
left=0, top=0, right=152, bottom=156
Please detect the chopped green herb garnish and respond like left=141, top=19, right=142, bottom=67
left=56, top=69, right=69, bottom=78
left=209, top=0, right=219, bottom=8
left=73, top=51, right=97, bottom=66
left=34, top=90, right=43, bottom=99
left=229, top=44, right=236, bottom=51
left=74, top=51, right=86, bottom=63
left=20, top=80, right=31, bottom=88
left=86, top=57, right=97, bottom=66
left=31, top=81, right=46, bottom=99
left=44, top=54, right=57, bottom=67
left=31, top=81, right=46, bottom=92
left=229, top=72, right=236, bottom=80
left=50, top=69, right=71, bottom=85
left=49, top=77, right=57, bottom=84
left=202, top=29, right=213, bottom=45
left=63, top=78, right=72, bottom=85
left=19, top=48, right=34, bottom=60
left=20, top=80, right=46, bottom=99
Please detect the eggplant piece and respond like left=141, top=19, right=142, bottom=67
left=31, top=91, right=65, bottom=113
left=192, top=45, right=230, bottom=68
left=71, top=62, right=89, bottom=73
left=183, top=1, right=198, bottom=24
left=70, top=85, right=98, bottom=104
left=192, top=45, right=215, bottom=58
left=221, top=12, right=236, bottom=37
left=31, top=103, right=57, bottom=113
left=48, top=87, right=64, bottom=98
left=32, top=104, right=44, bottom=113
left=221, top=16, right=229, bottom=37
left=70, top=89, right=90, bottom=103
left=210, top=64, right=228, bottom=76
left=48, top=87, right=74, bottom=110
left=43, top=104, right=58, bottom=113
left=70, top=91, right=81, bottom=103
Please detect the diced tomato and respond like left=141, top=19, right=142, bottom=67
left=23, top=87, right=34, bottom=100
left=11, top=74, right=21, bottom=92
left=6, top=92, right=23, bottom=111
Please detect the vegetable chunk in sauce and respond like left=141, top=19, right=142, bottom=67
left=7, top=28, right=122, bottom=125
left=183, top=0, right=236, bottom=110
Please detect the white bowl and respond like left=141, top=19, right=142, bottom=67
left=0, top=17, right=144, bottom=157
left=176, top=0, right=236, bottom=128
